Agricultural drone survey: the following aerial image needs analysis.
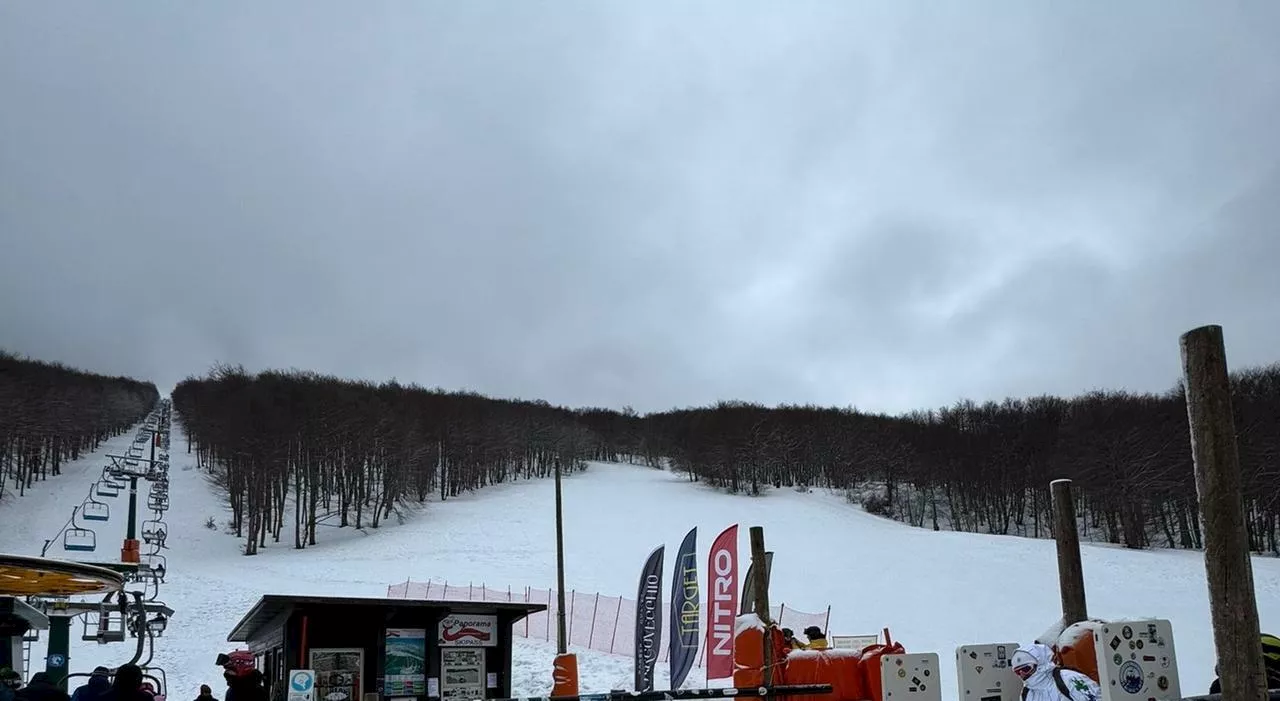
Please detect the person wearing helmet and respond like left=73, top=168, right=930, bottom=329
left=0, top=668, right=22, bottom=701
left=1012, top=643, right=1100, bottom=701
left=1207, top=632, right=1280, bottom=693
left=217, top=652, right=267, bottom=701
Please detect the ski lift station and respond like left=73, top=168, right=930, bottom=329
left=226, top=594, right=547, bottom=701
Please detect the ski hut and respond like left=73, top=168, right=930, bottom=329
left=226, top=594, right=547, bottom=701
left=0, top=597, right=48, bottom=679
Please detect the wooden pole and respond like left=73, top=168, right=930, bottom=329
left=555, top=457, right=568, bottom=654
left=1050, top=478, right=1088, bottom=628
left=1180, top=324, right=1267, bottom=701
left=748, top=526, right=773, bottom=689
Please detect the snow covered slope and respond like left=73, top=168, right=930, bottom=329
left=4, top=418, right=1280, bottom=700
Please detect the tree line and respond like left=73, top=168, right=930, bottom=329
left=10, top=347, right=1277, bottom=555
left=578, top=365, right=1280, bottom=554
left=170, top=366, right=596, bottom=554
left=0, top=350, right=159, bottom=502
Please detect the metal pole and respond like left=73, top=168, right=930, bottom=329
left=555, top=457, right=568, bottom=654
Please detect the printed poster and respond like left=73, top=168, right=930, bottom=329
left=385, top=628, right=428, bottom=696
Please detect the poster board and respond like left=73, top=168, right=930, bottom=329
left=441, top=648, right=486, bottom=701
left=881, top=652, right=942, bottom=701
left=385, top=628, right=428, bottom=696
left=1093, top=619, right=1180, bottom=701
left=310, top=648, right=364, bottom=701
left=955, top=643, right=1020, bottom=701
left=832, top=634, right=879, bottom=650
left=438, top=614, right=497, bottom=647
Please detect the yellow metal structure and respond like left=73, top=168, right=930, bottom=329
left=0, top=553, right=125, bottom=596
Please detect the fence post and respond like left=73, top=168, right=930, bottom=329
left=525, top=587, right=531, bottom=636
left=569, top=590, right=576, bottom=642
left=548, top=588, right=553, bottom=642
left=777, top=603, right=786, bottom=626
left=823, top=605, right=831, bottom=634
left=1051, top=478, right=1088, bottom=627
left=1180, top=324, right=1268, bottom=701
left=610, top=596, right=623, bottom=654
left=588, top=593, right=600, bottom=648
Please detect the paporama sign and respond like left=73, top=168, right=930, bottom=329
left=437, top=614, right=497, bottom=647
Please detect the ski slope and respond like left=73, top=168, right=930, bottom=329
left=3, top=418, right=1280, bottom=700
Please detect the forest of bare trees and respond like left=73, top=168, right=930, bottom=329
left=578, top=365, right=1280, bottom=554
left=7, top=346, right=1277, bottom=556
left=170, top=360, right=1280, bottom=556
left=170, top=366, right=598, bottom=554
left=0, top=350, right=159, bottom=501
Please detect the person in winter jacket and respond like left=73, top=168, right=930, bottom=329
left=71, top=667, right=111, bottom=701
left=1207, top=632, right=1280, bottom=693
left=1, top=668, right=22, bottom=701
left=219, top=652, right=267, bottom=701
left=782, top=628, right=807, bottom=651
left=802, top=626, right=828, bottom=651
left=193, top=684, right=218, bottom=701
left=16, top=673, right=70, bottom=701
left=107, top=664, right=155, bottom=701
left=1012, top=643, right=1100, bottom=701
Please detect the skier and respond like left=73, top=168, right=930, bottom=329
left=16, top=673, right=70, bottom=701
left=71, top=667, right=111, bottom=701
left=0, top=669, right=22, bottom=701
left=218, top=652, right=267, bottom=701
left=193, top=684, right=219, bottom=701
left=1012, top=643, right=1100, bottom=701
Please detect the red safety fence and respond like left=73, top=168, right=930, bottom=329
left=387, top=579, right=831, bottom=664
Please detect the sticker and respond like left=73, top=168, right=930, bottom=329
left=1122, top=626, right=1133, bottom=640
left=912, top=677, right=922, bottom=686
left=1119, top=661, right=1144, bottom=694
left=1113, top=653, right=1123, bottom=666
left=923, top=669, right=930, bottom=677
left=898, top=669, right=906, bottom=678
left=1161, top=657, right=1170, bottom=669
left=976, top=666, right=984, bottom=674
left=1136, top=640, right=1144, bottom=650
left=1157, top=676, right=1169, bottom=691
left=1110, top=636, right=1122, bottom=650
left=1129, top=641, right=1137, bottom=650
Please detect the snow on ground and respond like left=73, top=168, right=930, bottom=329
left=4, top=417, right=1280, bottom=700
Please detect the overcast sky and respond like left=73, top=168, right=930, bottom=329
left=2, top=2, right=1279, bottom=415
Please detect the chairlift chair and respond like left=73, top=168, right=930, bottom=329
left=64, top=527, right=96, bottom=552
left=96, top=480, right=121, bottom=498
left=141, top=553, right=167, bottom=582
left=81, top=499, right=110, bottom=522
left=141, top=520, right=167, bottom=545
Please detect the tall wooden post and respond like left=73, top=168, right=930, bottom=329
left=554, top=457, right=568, bottom=654
left=1180, top=324, right=1267, bottom=701
left=749, top=526, right=773, bottom=689
left=1050, top=478, right=1088, bottom=628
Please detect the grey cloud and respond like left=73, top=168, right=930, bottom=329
left=2, top=1, right=1279, bottom=414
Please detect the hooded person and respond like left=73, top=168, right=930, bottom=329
left=108, top=664, right=154, bottom=701
left=1012, top=643, right=1100, bottom=701
left=17, top=673, right=70, bottom=701
left=72, top=667, right=112, bottom=701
